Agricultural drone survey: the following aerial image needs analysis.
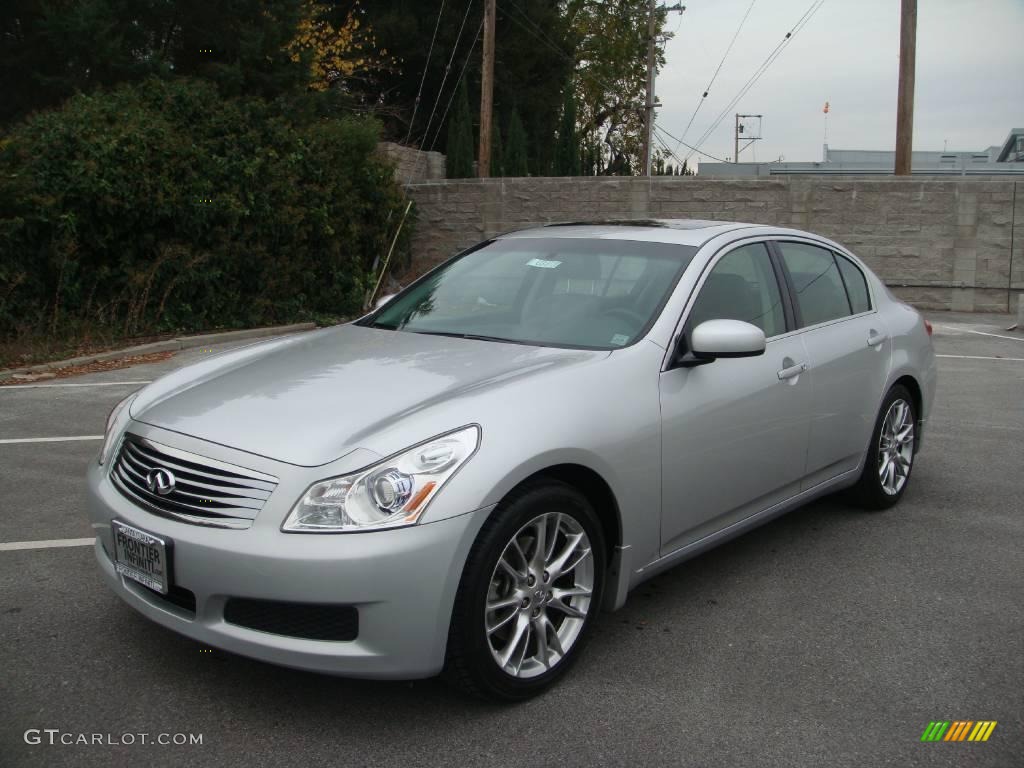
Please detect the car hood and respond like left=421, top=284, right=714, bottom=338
left=131, top=324, right=603, bottom=466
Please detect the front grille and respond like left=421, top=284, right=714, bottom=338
left=111, top=434, right=278, bottom=529
left=224, top=598, right=359, bottom=641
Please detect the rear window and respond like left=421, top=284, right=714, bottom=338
left=836, top=254, right=871, bottom=314
left=778, top=242, right=851, bottom=327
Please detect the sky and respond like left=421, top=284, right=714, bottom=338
left=654, top=0, right=1024, bottom=166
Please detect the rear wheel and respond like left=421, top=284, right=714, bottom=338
left=445, top=480, right=605, bottom=701
left=851, top=384, right=917, bottom=509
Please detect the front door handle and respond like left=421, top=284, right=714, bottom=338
left=867, top=330, right=888, bottom=347
left=777, top=362, right=808, bottom=380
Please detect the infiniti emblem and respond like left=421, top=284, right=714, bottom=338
left=145, top=468, right=176, bottom=496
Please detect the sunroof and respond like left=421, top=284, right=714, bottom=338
left=543, top=219, right=723, bottom=230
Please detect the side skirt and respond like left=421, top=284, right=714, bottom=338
left=629, top=467, right=861, bottom=589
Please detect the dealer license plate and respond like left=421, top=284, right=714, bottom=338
left=111, top=521, right=169, bottom=594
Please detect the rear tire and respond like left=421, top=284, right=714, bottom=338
left=850, top=384, right=917, bottom=510
left=444, top=479, right=605, bottom=701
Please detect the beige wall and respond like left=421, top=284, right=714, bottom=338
left=378, top=142, right=446, bottom=184
left=405, top=176, right=1024, bottom=312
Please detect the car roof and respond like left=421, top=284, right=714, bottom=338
left=496, top=219, right=759, bottom=247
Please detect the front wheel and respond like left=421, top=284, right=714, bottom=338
left=445, top=480, right=605, bottom=701
left=850, top=384, right=917, bottom=509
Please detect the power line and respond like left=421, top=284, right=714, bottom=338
left=685, top=0, right=825, bottom=162
left=651, top=123, right=733, bottom=164
left=402, top=0, right=447, bottom=149
left=405, top=0, right=478, bottom=185
left=683, top=0, right=827, bottom=164
left=675, top=0, right=756, bottom=149
left=427, top=20, right=485, bottom=153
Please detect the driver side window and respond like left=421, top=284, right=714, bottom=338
left=688, top=243, right=786, bottom=338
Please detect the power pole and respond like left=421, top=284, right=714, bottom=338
left=641, top=2, right=685, bottom=176
left=641, top=0, right=658, bottom=176
left=894, top=0, right=917, bottom=176
left=734, top=114, right=739, bottom=165
left=478, top=0, right=497, bottom=177
left=734, top=114, right=762, bottom=163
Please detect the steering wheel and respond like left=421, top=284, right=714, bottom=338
left=601, top=306, right=646, bottom=327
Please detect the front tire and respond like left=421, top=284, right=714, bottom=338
left=851, top=384, right=917, bottom=509
left=445, top=480, right=605, bottom=701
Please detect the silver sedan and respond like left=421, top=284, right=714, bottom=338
left=86, top=220, right=937, bottom=700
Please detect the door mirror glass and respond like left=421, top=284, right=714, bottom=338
left=690, top=319, right=766, bottom=360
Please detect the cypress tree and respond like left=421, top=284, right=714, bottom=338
left=553, top=84, right=580, bottom=176
left=446, top=80, right=475, bottom=178
left=505, top=110, right=529, bottom=177
left=491, top=120, right=504, bottom=177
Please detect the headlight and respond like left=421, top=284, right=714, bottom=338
left=98, top=393, right=136, bottom=466
left=282, top=425, right=481, bottom=533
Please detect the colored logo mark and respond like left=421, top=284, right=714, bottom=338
left=921, top=721, right=997, bottom=742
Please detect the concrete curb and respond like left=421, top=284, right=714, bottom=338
left=0, top=323, right=317, bottom=382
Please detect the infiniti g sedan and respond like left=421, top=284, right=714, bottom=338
left=87, top=220, right=936, bottom=700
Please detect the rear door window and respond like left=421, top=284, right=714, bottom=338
left=835, top=254, right=871, bottom=314
left=777, top=243, right=852, bottom=327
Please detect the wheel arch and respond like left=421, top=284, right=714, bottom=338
left=523, top=464, right=622, bottom=557
left=491, top=462, right=628, bottom=611
left=890, top=373, right=923, bottom=451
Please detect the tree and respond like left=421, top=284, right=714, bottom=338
left=505, top=110, right=529, bottom=177
left=331, top=0, right=572, bottom=172
left=553, top=82, right=581, bottom=176
left=0, top=0, right=319, bottom=125
left=445, top=80, right=474, bottom=178
left=491, top=121, right=504, bottom=178
left=287, top=1, right=393, bottom=93
left=566, top=0, right=672, bottom=175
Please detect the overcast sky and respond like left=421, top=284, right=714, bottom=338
left=655, top=0, right=1024, bottom=166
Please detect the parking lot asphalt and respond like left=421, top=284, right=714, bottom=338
left=1, top=317, right=1021, bottom=767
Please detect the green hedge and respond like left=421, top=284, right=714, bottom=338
left=0, top=78, right=411, bottom=342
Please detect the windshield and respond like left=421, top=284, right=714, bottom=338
left=363, top=237, right=697, bottom=350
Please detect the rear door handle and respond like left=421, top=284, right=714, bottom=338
left=777, top=362, right=808, bottom=380
left=867, top=330, right=888, bottom=347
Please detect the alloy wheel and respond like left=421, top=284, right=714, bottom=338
left=878, top=398, right=914, bottom=495
left=484, top=512, right=594, bottom=678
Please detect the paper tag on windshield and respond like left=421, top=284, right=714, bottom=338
left=610, top=334, right=630, bottom=346
left=526, top=258, right=562, bottom=269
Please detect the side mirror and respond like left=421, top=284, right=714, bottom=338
left=374, top=293, right=396, bottom=310
left=675, top=319, right=766, bottom=368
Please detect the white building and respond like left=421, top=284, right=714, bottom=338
left=698, top=128, right=1024, bottom=177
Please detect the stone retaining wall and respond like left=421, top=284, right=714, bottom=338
left=404, top=176, right=1024, bottom=312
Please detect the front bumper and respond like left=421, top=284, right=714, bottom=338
left=86, top=451, right=493, bottom=680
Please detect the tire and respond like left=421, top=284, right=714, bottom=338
left=444, top=479, right=606, bottom=701
left=850, top=384, right=917, bottom=510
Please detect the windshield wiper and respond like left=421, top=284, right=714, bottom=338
left=407, top=330, right=531, bottom=345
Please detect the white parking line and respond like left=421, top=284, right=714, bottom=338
left=0, top=436, right=103, bottom=444
left=936, top=354, right=1024, bottom=362
left=934, top=325, right=1024, bottom=343
left=0, top=537, right=96, bottom=551
left=0, top=380, right=152, bottom=390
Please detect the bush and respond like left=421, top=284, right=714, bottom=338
left=0, top=77, right=412, bottom=344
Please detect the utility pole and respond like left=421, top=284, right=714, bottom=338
left=478, top=0, right=496, bottom=177
left=733, top=114, right=762, bottom=163
left=734, top=114, right=739, bottom=165
left=894, top=0, right=917, bottom=176
left=641, top=2, right=685, bottom=176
